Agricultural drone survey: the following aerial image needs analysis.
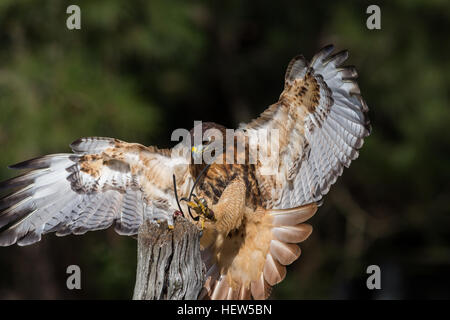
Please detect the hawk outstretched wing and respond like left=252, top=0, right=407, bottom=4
left=0, top=137, right=192, bottom=246
left=241, top=44, right=370, bottom=209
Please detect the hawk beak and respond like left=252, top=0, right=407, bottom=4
left=191, top=145, right=205, bottom=156
left=191, top=145, right=206, bottom=159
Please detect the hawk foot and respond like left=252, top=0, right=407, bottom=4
left=181, top=194, right=215, bottom=229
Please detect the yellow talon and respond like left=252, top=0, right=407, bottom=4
left=168, top=224, right=174, bottom=230
left=200, top=217, right=205, bottom=230
left=186, top=201, right=199, bottom=209
left=184, top=196, right=212, bottom=227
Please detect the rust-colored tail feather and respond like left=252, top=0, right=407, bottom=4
left=270, top=203, right=318, bottom=226
left=263, top=253, right=287, bottom=286
left=210, top=275, right=230, bottom=300
left=250, top=272, right=272, bottom=300
left=269, top=240, right=301, bottom=265
left=200, top=202, right=317, bottom=300
left=271, top=224, right=313, bottom=243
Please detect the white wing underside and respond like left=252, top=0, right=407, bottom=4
left=0, top=137, right=192, bottom=246
left=241, top=45, right=370, bottom=209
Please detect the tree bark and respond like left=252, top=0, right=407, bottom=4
left=132, top=216, right=205, bottom=300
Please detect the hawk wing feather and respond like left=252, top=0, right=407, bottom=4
left=200, top=203, right=317, bottom=300
left=241, top=44, right=370, bottom=209
left=0, top=137, right=191, bottom=246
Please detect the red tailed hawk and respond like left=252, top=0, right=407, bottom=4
left=0, top=45, right=370, bottom=299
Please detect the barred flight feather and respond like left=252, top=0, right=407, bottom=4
left=0, top=138, right=192, bottom=246
left=241, top=44, right=370, bottom=209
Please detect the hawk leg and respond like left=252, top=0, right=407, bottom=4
left=210, top=177, right=246, bottom=235
left=185, top=177, right=246, bottom=234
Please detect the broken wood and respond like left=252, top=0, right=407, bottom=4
left=132, top=216, right=205, bottom=300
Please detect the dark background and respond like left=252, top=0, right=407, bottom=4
left=0, top=0, right=449, bottom=299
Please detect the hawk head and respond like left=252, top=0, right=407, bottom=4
left=189, top=122, right=227, bottom=165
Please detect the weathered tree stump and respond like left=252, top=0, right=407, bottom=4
left=132, top=216, right=205, bottom=300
